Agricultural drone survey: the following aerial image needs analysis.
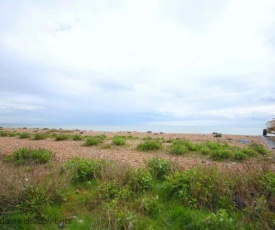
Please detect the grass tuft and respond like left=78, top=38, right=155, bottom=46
left=137, top=140, right=162, bottom=151
left=6, top=147, right=53, bottom=165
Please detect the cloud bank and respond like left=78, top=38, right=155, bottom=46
left=1, top=0, right=275, bottom=127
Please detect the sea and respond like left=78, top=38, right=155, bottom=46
left=0, top=124, right=264, bottom=136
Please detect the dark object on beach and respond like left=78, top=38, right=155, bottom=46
left=23, top=127, right=27, bottom=129
left=212, top=132, right=222, bottom=137
left=80, top=131, right=85, bottom=134
left=160, top=132, right=164, bottom=134
left=233, top=191, right=246, bottom=209
left=42, top=128, right=49, bottom=130
left=147, top=131, right=152, bottom=133
left=0, top=127, right=3, bottom=129
left=127, top=131, right=131, bottom=133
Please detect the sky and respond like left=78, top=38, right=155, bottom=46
left=0, top=0, right=275, bottom=127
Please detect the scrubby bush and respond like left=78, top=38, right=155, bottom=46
left=33, top=132, right=47, bottom=140
left=112, top=136, right=126, bottom=146
left=0, top=131, right=8, bottom=137
left=72, top=134, right=83, bottom=141
left=137, top=140, right=162, bottom=151
left=163, top=167, right=231, bottom=210
left=146, top=157, right=174, bottom=180
left=248, top=143, right=270, bottom=155
left=241, top=147, right=258, bottom=157
left=63, top=158, right=98, bottom=183
left=210, top=149, right=233, bottom=161
left=6, top=147, right=52, bottom=165
left=205, top=209, right=235, bottom=229
left=169, top=144, right=188, bottom=155
left=19, top=132, right=31, bottom=139
left=84, top=137, right=103, bottom=146
left=199, top=146, right=212, bottom=155
left=55, top=134, right=70, bottom=141
left=124, top=168, right=153, bottom=192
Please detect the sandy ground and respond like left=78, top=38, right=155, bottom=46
left=0, top=128, right=274, bottom=171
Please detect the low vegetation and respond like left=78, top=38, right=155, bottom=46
left=84, top=136, right=104, bottom=146
left=19, top=132, right=31, bottom=139
left=137, top=140, right=163, bottom=151
left=55, top=134, right=70, bottom=141
left=0, top=153, right=274, bottom=229
left=33, top=132, right=48, bottom=140
left=5, top=147, right=53, bottom=165
left=167, top=140, right=270, bottom=161
left=72, top=134, right=83, bottom=141
left=112, top=136, right=126, bottom=146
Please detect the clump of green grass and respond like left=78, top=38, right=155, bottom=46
left=112, top=136, right=126, bottom=146
left=1, top=156, right=275, bottom=229
left=137, top=140, right=162, bottom=151
left=33, top=132, right=47, bottom=140
left=6, top=147, right=53, bottom=165
left=124, top=168, right=153, bottom=192
left=19, top=132, right=31, bottom=139
left=55, top=134, right=70, bottom=141
left=72, top=134, right=83, bottom=141
left=0, top=131, right=9, bottom=137
left=169, top=140, right=197, bottom=155
left=0, top=163, right=70, bottom=218
left=247, top=143, right=270, bottom=155
left=94, top=134, right=107, bottom=140
left=146, top=157, right=176, bottom=180
left=62, top=158, right=99, bottom=183
left=142, top=136, right=152, bottom=140
left=84, top=137, right=103, bottom=146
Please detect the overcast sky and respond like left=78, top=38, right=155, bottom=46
left=1, top=0, right=275, bottom=127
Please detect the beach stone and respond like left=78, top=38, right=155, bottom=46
left=147, top=131, right=152, bottom=133
left=58, top=222, right=65, bottom=229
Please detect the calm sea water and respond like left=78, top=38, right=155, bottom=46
left=1, top=124, right=263, bottom=136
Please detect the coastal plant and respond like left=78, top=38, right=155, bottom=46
left=137, top=140, right=162, bottom=151
left=146, top=157, right=175, bottom=180
left=0, top=163, right=70, bottom=217
left=101, top=182, right=132, bottom=200
left=19, top=132, right=31, bottom=139
left=169, top=143, right=188, bottom=155
left=163, top=166, right=232, bottom=210
left=55, top=134, right=70, bottom=141
left=84, top=137, right=103, bottom=146
left=205, top=209, right=235, bottom=229
left=6, top=147, right=53, bottom=165
left=99, top=201, right=138, bottom=230
left=168, top=139, right=197, bottom=155
left=247, top=143, right=270, bottom=155
left=124, top=168, right=153, bottom=193
left=72, top=134, right=83, bottom=141
left=63, top=158, right=99, bottom=183
left=8, top=131, right=18, bottom=137
left=33, top=132, right=47, bottom=140
left=210, top=149, right=233, bottom=161
left=112, top=136, right=126, bottom=146
left=94, top=134, right=107, bottom=140
left=0, top=131, right=8, bottom=137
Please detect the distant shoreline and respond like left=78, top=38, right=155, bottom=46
left=0, top=124, right=263, bottom=136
